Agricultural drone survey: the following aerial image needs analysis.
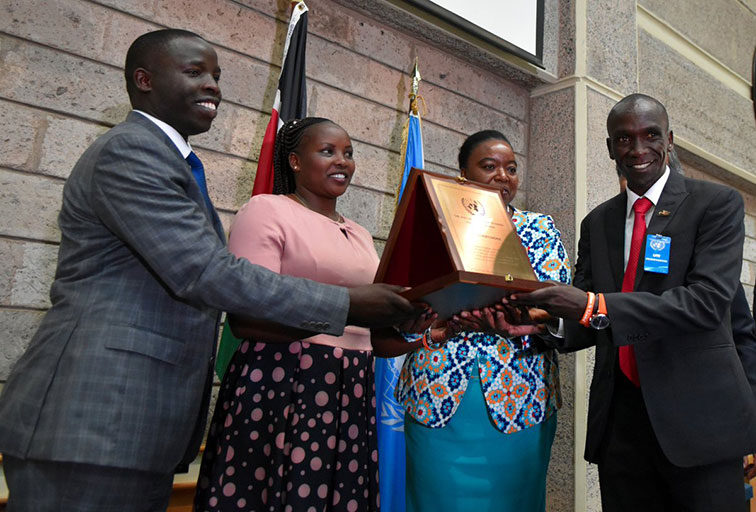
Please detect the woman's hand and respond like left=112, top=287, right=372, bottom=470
left=393, top=307, right=464, bottom=347
left=396, top=307, right=436, bottom=334
left=427, top=319, right=463, bottom=346
left=370, top=308, right=455, bottom=357
left=454, top=306, right=547, bottom=337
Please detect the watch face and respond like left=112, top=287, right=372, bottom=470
left=590, top=314, right=610, bottom=330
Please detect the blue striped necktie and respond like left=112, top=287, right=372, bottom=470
left=186, top=151, right=213, bottom=212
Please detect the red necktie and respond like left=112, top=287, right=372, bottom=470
left=619, top=197, right=653, bottom=386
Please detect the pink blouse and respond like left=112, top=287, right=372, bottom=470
left=228, top=194, right=380, bottom=351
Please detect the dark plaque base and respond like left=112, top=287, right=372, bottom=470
left=400, top=271, right=552, bottom=320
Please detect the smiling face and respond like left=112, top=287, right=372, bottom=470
left=289, top=122, right=355, bottom=201
left=606, top=97, right=673, bottom=196
left=133, top=35, right=221, bottom=139
left=461, top=138, right=519, bottom=204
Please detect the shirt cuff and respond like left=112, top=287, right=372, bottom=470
left=546, top=318, right=565, bottom=338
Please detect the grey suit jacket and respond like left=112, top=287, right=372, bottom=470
left=0, top=112, right=350, bottom=473
left=563, top=171, right=756, bottom=467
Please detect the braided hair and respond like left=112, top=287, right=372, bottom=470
left=272, top=117, right=333, bottom=195
left=458, top=130, right=512, bottom=171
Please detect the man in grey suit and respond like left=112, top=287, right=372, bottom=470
left=0, top=29, right=419, bottom=511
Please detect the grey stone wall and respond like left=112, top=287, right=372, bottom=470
left=636, top=1, right=756, bottom=304
left=0, top=0, right=533, bottom=379
left=1, top=0, right=552, bottom=502
left=4, top=0, right=756, bottom=509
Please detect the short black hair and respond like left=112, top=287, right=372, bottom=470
left=272, top=117, right=335, bottom=194
left=124, top=29, right=205, bottom=98
left=458, top=130, right=512, bottom=170
left=607, top=93, right=669, bottom=134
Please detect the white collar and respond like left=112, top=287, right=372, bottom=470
left=133, top=110, right=192, bottom=159
left=625, top=165, right=670, bottom=218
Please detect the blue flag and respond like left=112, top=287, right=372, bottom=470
left=397, top=114, right=424, bottom=199
left=376, top=110, right=423, bottom=512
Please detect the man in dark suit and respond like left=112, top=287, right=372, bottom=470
left=512, top=93, right=756, bottom=510
left=0, top=29, right=418, bottom=511
left=619, top=147, right=756, bottom=401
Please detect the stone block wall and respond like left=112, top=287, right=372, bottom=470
left=5, top=0, right=756, bottom=509
left=1, top=0, right=553, bottom=503
left=0, top=0, right=533, bottom=380
left=636, top=0, right=756, bottom=306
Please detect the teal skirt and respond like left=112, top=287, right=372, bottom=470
left=405, top=372, right=557, bottom=512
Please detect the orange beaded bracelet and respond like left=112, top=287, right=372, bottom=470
left=579, top=291, right=596, bottom=327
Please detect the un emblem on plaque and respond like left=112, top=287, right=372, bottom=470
left=461, top=197, right=486, bottom=217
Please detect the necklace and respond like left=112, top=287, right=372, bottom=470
left=291, top=192, right=344, bottom=223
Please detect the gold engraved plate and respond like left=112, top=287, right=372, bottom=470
left=375, top=168, right=549, bottom=319
left=427, top=176, right=537, bottom=280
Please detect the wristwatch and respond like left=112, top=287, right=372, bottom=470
left=589, top=293, right=610, bottom=330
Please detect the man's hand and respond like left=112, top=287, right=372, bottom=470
left=347, top=284, right=424, bottom=328
left=508, top=283, right=589, bottom=321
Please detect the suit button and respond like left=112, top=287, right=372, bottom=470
left=323, top=322, right=330, bottom=330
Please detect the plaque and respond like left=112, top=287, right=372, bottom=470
left=375, top=168, right=550, bottom=319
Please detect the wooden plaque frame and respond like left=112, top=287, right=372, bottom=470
left=375, top=168, right=550, bottom=319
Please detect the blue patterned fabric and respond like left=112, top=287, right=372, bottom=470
left=396, top=208, right=571, bottom=433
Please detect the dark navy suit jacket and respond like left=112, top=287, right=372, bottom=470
left=562, top=171, right=756, bottom=467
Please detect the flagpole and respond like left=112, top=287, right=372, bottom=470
left=395, top=59, right=424, bottom=204
left=378, top=58, right=425, bottom=512
left=409, top=58, right=421, bottom=116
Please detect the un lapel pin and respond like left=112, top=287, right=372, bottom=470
left=657, top=210, right=671, bottom=217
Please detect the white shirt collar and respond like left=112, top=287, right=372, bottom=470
left=133, top=110, right=192, bottom=159
left=625, top=165, right=670, bottom=218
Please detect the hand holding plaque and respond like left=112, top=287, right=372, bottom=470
left=375, top=168, right=551, bottom=320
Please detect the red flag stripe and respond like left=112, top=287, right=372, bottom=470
left=251, top=108, right=280, bottom=196
left=250, top=2, right=308, bottom=197
left=217, top=2, right=309, bottom=379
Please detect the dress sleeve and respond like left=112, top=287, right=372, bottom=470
left=228, top=197, right=285, bottom=273
left=522, top=213, right=572, bottom=285
left=540, top=214, right=572, bottom=285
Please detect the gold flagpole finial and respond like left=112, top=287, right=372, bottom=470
left=409, top=57, right=421, bottom=115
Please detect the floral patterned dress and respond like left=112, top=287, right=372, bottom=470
left=396, top=208, right=572, bottom=511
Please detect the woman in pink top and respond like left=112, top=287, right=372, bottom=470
left=195, top=117, right=408, bottom=511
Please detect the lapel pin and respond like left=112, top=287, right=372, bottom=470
left=657, top=210, right=671, bottom=217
